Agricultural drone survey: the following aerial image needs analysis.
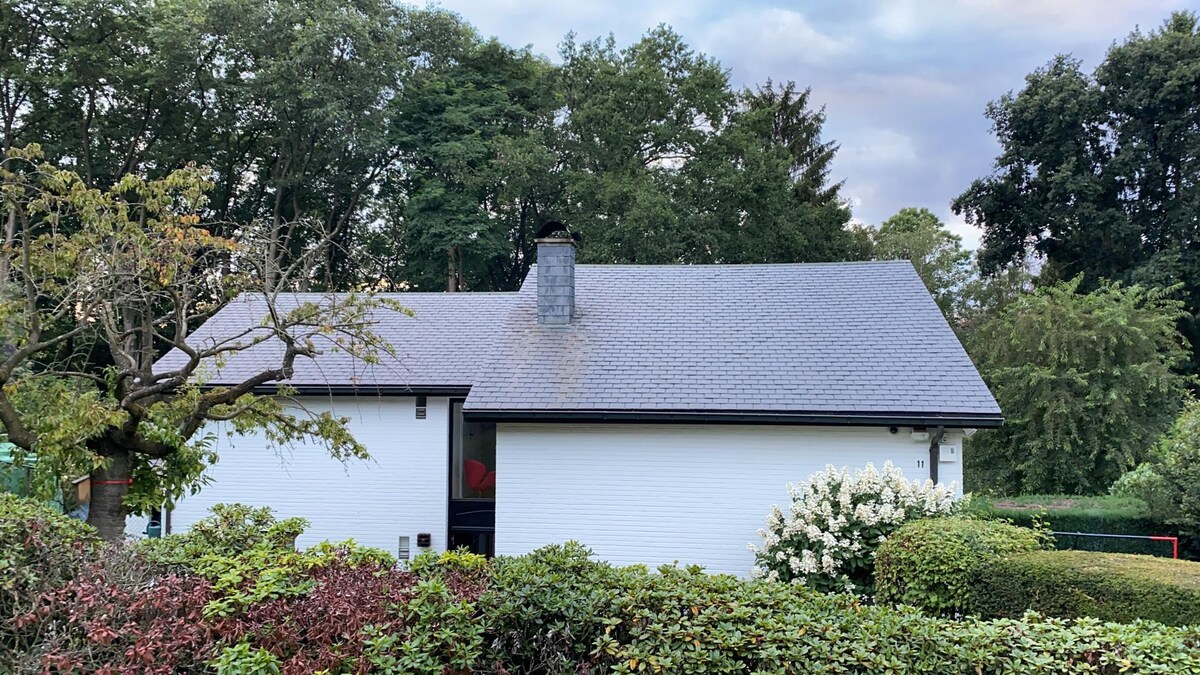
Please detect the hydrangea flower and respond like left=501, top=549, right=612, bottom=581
left=750, top=462, right=958, bottom=594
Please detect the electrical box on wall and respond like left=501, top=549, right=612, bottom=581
left=398, top=536, right=411, bottom=561
left=940, top=445, right=959, bottom=463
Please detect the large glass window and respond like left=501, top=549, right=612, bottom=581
left=451, top=400, right=496, bottom=499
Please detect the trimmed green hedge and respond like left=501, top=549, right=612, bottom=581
left=966, top=495, right=1191, bottom=557
left=481, top=543, right=1200, bottom=673
left=875, top=517, right=1047, bottom=615
left=973, top=550, right=1200, bottom=626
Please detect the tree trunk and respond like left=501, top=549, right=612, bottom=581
left=87, top=446, right=132, bottom=541
left=447, top=246, right=460, bottom=292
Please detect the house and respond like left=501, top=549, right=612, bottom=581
left=156, top=228, right=1001, bottom=576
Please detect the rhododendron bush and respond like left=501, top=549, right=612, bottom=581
left=6, top=497, right=1200, bottom=674
left=752, top=462, right=959, bottom=593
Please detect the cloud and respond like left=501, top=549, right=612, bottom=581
left=956, top=0, right=1179, bottom=38
left=943, top=210, right=984, bottom=251
left=865, top=0, right=1178, bottom=43
left=841, top=128, right=920, bottom=167
left=695, top=7, right=851, bottom=71
left=435, top=0, right=706, bottom=54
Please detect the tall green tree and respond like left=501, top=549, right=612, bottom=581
left=861, top=207, right=971, bottom=316
left=1, top=0, right=476, bottom=289
left=556, top=27, right=731, bottom=264
left=954, top=11, right=1200, bottom=364
left=556, top=30, right=851, bottom=265
left=966, top=279, right=1190, bottom=495
left=690, top=81, right=852, bottom=263
left=382, top=38, right=560, bottom=291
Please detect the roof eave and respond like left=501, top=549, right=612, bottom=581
left=201, top=383, right=474, bottom=397
left=461, top=409, right=1004, bottom=428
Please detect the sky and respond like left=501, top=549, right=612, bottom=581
left=433, top=0, right=1183, bottom=249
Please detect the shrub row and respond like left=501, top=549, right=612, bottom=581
left=966, top=495, right=1193, bottom=557
left=877, top=517, right=1200, bottom=627
left=974, top=550, right=1200, bottom=626
left=491, top=544, right=1200, bottom=674
left=874, top=516, right=1047, bottom=615
left=5, top=498, right=1200, bottom=674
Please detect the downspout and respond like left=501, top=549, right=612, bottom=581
left=928, top=426, right=945, bottom=484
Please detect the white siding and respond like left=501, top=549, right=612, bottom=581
left=169, top=396, right=450, bottom=556
left=496, top=424, right=963, bottom=577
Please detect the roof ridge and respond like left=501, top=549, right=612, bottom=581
left=234, top=291, right=519, bottom=298
left=532, top=260, right=916, bottom=269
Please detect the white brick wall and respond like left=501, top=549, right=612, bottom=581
left=168, top=396, right=450, bottom=556
left=496, top=423, right=963, bottom=577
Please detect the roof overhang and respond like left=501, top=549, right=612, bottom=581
left=214, top=384, right=474, bottom=397
left=461, top=409, right=1003, bottom=428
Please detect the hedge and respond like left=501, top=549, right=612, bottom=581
left=966, top=494, right=1193, bottom=558
left=482, top=543, right=1200, bottom=674
left=972, top=550, right=1200, bottom=626
left=875, top=516, right=1047, bottom=615
left=7, top=496, right=1200, bottom=674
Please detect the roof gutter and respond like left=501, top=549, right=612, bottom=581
left=461, top=409, right=1003, bottom=428
left=201, top=384, right=473, bottom=398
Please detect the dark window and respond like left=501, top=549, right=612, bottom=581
left=451, top=400, right=496, bottom=499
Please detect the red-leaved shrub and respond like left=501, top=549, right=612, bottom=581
left=12, top=544, right=491, bottom=675
left=214, top=559, right=417, bottom=674
left=16, top=547, right=216, bottom=674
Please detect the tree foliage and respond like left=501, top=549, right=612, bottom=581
left=1129, top=400, right=1200, bottom=541
left=954, top=11, right=1200, bottom=366
left=856, top=207, right=971, bottom=317
left=966, top=279, right=1190, bottom=495
left=0, top=1, right=855, bottom=294
left=556, top=34, right=852, bottom=267
left=0, top=147, right=396, bottom=539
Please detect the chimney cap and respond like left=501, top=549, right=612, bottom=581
left=535, top=220, right=581, bottom=242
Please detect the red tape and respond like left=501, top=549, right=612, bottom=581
left=91, top=479, right=133, bottom=486
left=1149, top=536, right=1180, bottom=559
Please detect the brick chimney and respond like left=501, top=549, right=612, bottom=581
left=535, top=221, right=577, bottom=326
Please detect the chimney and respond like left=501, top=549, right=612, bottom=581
left=535, top=221, right=577, bottom=326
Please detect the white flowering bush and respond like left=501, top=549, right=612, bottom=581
left=751, top=462, right=959, bottom=594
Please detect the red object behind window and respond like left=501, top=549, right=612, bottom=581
left=464, top=459, right=496, bottom=493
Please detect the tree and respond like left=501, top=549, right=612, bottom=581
left=953, top=261, right=1035, bottom=334
left=1137, top=401, right=1200, bottom=540
left=4, top=1, right=862, bottom=294
left=954, top=11, right=1200, bottom=366
left=383, top=38, right=561, bottom=291
left=690, top=80, right=852, bottom=264
left=965, top=279, right=1190, bottom=495
left=556, top=30, right=852, bottom=265
left=555, top=27, right=731, bottom=264
left=2, top=0, right=477, bottom=289
left=0, top=146, right=395, bottom=539
left=861, top=208, right=971, bottom=316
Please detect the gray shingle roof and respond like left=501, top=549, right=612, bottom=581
left=462, top=261, right=1000, bottom=420
left=156, top=261, right=1000, bottom=423
left=154, top=292, right=515, bottom=390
